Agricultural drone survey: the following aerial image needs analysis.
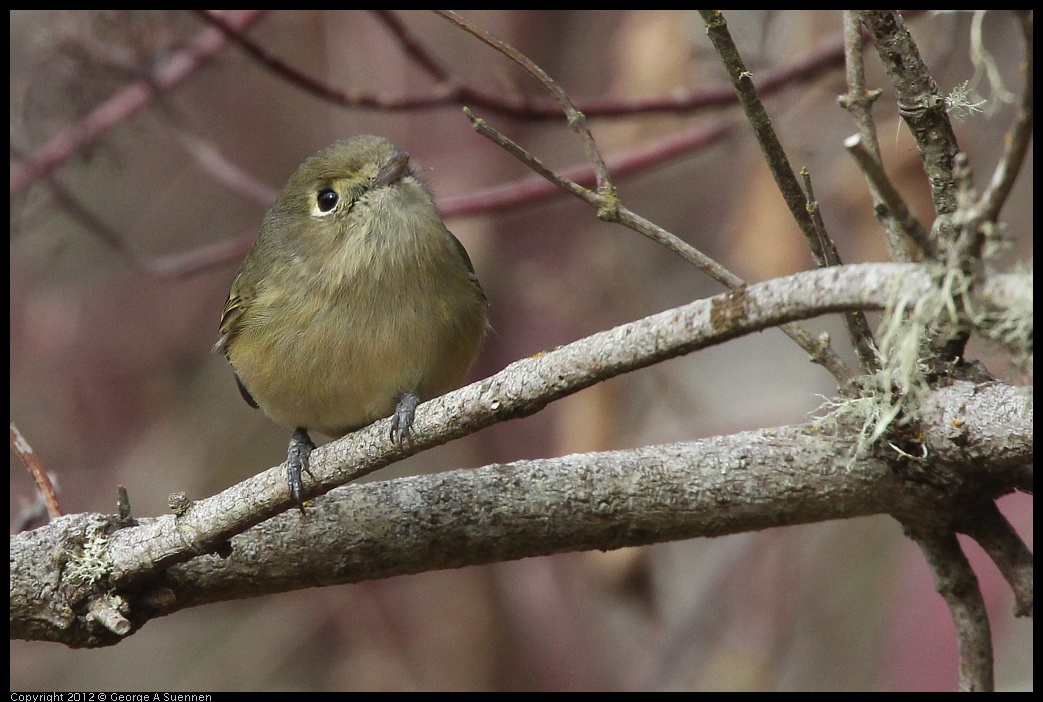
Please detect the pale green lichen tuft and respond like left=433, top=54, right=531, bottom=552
left=813, top=266, right=962, bottom=465
left=65, top=530, right=112, bottom=587
left=967, top=265, right=1033, bottom=372
left=814, top=263, right=1032, bottom=465
left=945, top=80, right=988, bottom=121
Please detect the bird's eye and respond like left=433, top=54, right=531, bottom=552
left=316, top=189, right=339, bottom=213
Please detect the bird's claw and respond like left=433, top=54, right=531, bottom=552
left=390, top=392, right=420, bottom=447
left=287, top=428, right=316, bottom=512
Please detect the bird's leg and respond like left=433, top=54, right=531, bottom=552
left=286, top=427, right=316, bottom=512
left=390, top=391, right=420, bottom=447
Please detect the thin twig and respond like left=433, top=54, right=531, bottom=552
left=800, top=169, right=879, bottom=374
left=844, top=134, right=934, bottom=257
left=465, top=109, right=855, bottom=388
left=968, top=11, right=1034, bottom=227
left=695, top=11, right=856, bottom=385
left=858, top=11, right=962, bottom=224
left=697, top=11, right=836, bottom=269
left=449, top=10, right=855, bottom=387
left=838, top=10, right=915, bottom=263
left=208, top=10, right=878, bottom=121
left=957, top=501, right=1034, bottom=618
left=907, top=529, right=995, bottom=692
left=12, top=125, right=268, bottom=280
left=840, top=11, right=882, bottom=162
left=138, top=232, right=255, bottom=279
left=10, top=10, right=267, bottom=195
left=433, top=10, right=614, bottom=197
left=370, top=9, right=454, bottom=80
left=10, top=146, right=131, bottom=259
left=440, top=119, right=738, bottom=217
left=11, top=422, right=62, bottom=520
left=326, top=12, right=920, bottom=121
left=799, top=170, right=841, bottom=269
left=194, top=10, right=452, bottom=111
left=172, top=126, right=280, bottom=206
left=449, top=8, right=857, bottom=388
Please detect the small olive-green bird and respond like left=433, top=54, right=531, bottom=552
left=216, top=135, right=488, bottom=510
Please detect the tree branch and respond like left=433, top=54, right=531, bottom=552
left=858, top=11, right=962, bottom=225
left=973, top=10, right=1033, bottom=225
left=697, top=11, right=835, bottom=271
left=77, top=263, right=1016, bottom=588
left=11, top=378, right=1029, bottom=646
left=9, top=10, right=267, bottom=195
left=439, top=119, right=738, bottom=217
left=433, top=10, right=613, bottom=196
left=838, top=10, right=916, bottom=263
left=198, top=9, right=853, bottom=120
left=957, top=501, right=1034, bottom=618
left=10, top=422, right=62, bottom=523
left=906, top=529, right=994, bottom=692
left=465, top=110, right=857, bottom=388
left=844, top=134, right=933, bottom=256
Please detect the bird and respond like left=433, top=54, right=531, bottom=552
left=216, top=135, right=488, bottom=510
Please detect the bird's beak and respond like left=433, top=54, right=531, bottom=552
left=374, top=151, right=411, bottom=187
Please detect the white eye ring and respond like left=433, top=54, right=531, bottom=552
left=313, top=188, right=339, bottom=217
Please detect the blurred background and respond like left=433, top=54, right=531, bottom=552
left=10, top=10, right=1032, bottom=691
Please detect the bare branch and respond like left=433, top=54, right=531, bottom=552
left=12, top=378, right=1029, bottom=645
left=440, top=119, right=738, bottom=217
left=697, top=11, right=834, bottom=270
left=10, top=145, right=131, bottom=259
left=194, top=10, right=456, bottom=111
left=370, top=10, right=454, bottom=80
left=799, top=167, right=879, bottom=374
left=857, top=11, right=962, bottom=224
left=973, top=10, right=1034, bottom=225
left=10, top=422, right=62, bottom=521
left=103, top=262, right=942, bottom=585
left=838, top=10, right=916, bottom=262
left=844, top=134, right=933, bottom=256
left=172, top=127, right=279, bottom=206
left=209, top=10, right=857, bottom=121
left=10, top=10, right=267, bottom=195
left=433, top=10, right=614, bottom=196
left=957, top=501, right=1034, bottom=618
left=465, top=110, right=856, bottom=387
left=906, top=529, right=994, bottom=692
